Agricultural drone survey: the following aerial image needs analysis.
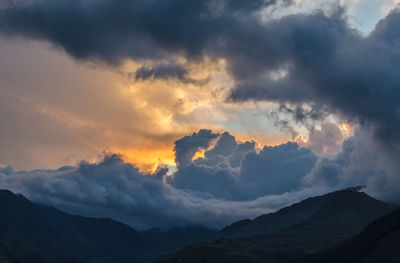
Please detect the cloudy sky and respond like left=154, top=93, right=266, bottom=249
left=1, top=0, right=400, bottom=229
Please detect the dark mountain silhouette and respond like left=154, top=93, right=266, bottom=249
left=156, top=188, right=396, bottom=263
left=0, top=188, right=397, bottom=263
left=218, top=191, right=332, bottom=239
left=289, top=209, right=400, bottom=263
left=218, top=186, right=383, bottom=239
left=0, top=190, right=216, bottom=263
left=141, top=226, right=217, bottom=261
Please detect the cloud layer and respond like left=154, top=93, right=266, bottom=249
left=1, top=128, right=398, bottom=230
left=170, top=130, right=317, bottom=200
left=0, top=130, right=325, bottom=229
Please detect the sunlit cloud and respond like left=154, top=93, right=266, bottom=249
left=0, top=0, right=395, bottom=174
left=0, top=38, right=293, bottom=172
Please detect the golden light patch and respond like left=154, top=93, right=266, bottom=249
left=342, top=123, right=352, bottom=137
left=233, top=132, right=290, bottom=150
left=1, top=40, right=305, bottom=171
left=295, top=134, right=308, bottom=145
left=120, top=58, right=232, bottom=135
left=118, top=147, right=176, bottom=173
left=192, top=148, right=206, bottom=161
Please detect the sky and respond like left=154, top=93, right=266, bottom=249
left=0, top=0, right=400, bottom=229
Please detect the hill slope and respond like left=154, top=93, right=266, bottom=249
left=156, top=188, right=395, bottom=263
left=0, top=190, right=215, bottom=263
left=219, top=186, right=388, bottom=239
left=289, top=209, right=400, bottom=263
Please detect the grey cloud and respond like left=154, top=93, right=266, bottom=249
left=229, top=9, right=400, bottom=160
left=0, top=151, right=330, bottom=230
left=304, top=128, right=400, bottom=202
left=0, top=130, right=325, bottom=229
left=239, top=142, right=317, bottom=196
left=0, top=165, right=13, bottom=176
left=134, top=64, right=188, bottom=81
left=174, top=129, right=218, bottom=168
left=132, top=63, right=209, bottom=85
left=0, top=129, right=396, bottom=229
left=267, top=104, right=332, bottom=138
left=299, top=123, right=344, bottom=155
left=222, top=0, right=283, bottom=13
left=0, top=0, right=286, bottom=63
left=169, top=130, right=317, bottom=200
left=229, top=141, right=255, bottom=168
left=0, top=0, right=165, bottom=63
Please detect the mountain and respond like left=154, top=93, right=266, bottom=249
left=141, top=226, right=217, bottom=261
left=218, top=186, right=387, bottom=239
left=0, top=189, right=216, bottom=263
left=289, top=209, right=400, bottom=263
left=156, top=188, right=396, bottom=263
left=0, top=188, right=396, bottom=263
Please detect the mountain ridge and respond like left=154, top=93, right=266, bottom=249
left=156, top=188, right=396, bottom=263
left=0, top=189, right=216, bottom=263
left=0, top=188, right=396, bottom=263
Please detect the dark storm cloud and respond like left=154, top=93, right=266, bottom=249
left=303, top=128, right=400, bottom=203
left=169, top=130, right=317, bottom=200
left=134, top=64, right=188, bottom=81
left=223, top=0, right=280, bottom=12
left=132, top=63, right=209, bottom=85
left=229, top=9, right=400, bottom=159
left=239, top=142, right=317, bottom=197
left=0, top=0, right=286, bottom=63
left=174, top=129, right=218, bottom=167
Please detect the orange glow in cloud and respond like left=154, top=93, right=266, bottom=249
left=117, top=131, right=289, bottom=173
left=0, top=41, right=326, bottom=171
left=114, top=122, right=351, bottom=173
left=117, top=147, right=176, bottom=173
left=233, top=132, right=290, bottom=150
left=192, top=148, right=206, bottom=161
left=295, top=134, right=308, bottom=145
left=342, top=123, right=352, bottom=137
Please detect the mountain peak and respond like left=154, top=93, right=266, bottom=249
left=219, top=187, right=393, bottom=239
left=157, top=189, right=396, bottom=263
left=0, top=189, right=216, bottom=263
left=341, top=186, right=365, bottom=192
